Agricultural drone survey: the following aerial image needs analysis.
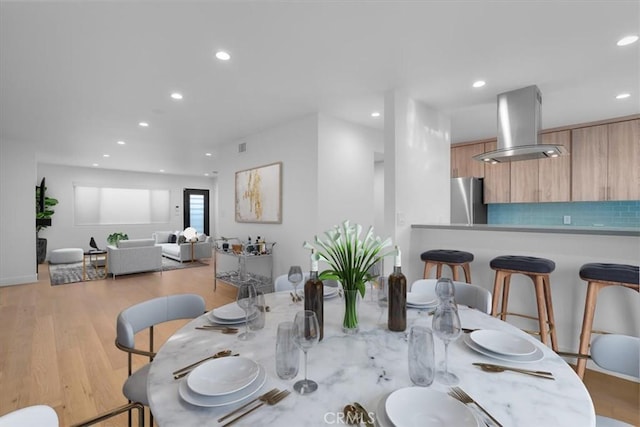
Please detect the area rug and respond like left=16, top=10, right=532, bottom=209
left=49, top=258, right=209, bottom=286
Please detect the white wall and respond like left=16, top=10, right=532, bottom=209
left=384, top=90, right=451, bottom=279
left=0, top=139, right=38, bottom=285
left=317, top=114, right=380, bottom=231
left=37, top=163, right=215, bottom=254
left=215, top=114, right=384, bottom=278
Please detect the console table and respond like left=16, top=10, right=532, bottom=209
left=214, top=247, right=274, bottom=293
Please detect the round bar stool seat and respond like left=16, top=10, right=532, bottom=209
left=490, top=255, right=558, bottom=351
left=420, top=249, right=473, bottom=282
left=575, top=263, right=639, bottom=379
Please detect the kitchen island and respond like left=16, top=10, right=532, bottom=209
left=409, top=224, right=639, bottom=366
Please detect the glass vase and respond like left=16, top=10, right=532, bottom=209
left=342, top=288, right=361, bottom=334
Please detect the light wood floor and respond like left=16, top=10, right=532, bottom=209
left=1, top=262, right=638, bottom=426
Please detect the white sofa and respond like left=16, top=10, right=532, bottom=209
left=152, top=231, right=213, bottom=262
left=107, top=238, right=162, bottom=278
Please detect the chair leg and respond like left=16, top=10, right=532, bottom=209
left=451, top=264, right=460, bottom=281
left=436, top=263, right=443, bottom=279
left=533, top=275, right=549, bottom=346
left=500, top=274, right=511, bottom=321
left=462, top=263, right=472, bottom=283
left=491, top=270, right=504, bottom=317
left=423, top=262, right=434, bottom=279
left=542, top=275, right=558, bottom=351
left=576, top=281, right=604, bottom=379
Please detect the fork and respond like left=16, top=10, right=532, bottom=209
left=448, top=387, right=503, bottom=427
left=217, top=388, right=280, bottom=423
left=220, top=389, right=290, bottom=426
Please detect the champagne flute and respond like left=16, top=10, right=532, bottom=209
left=432, top=304, right=462, bottom=385
left=435, top=277, right=456, bottom=305
left=236, top=283, right=257, bottom=341
left=292, top=310, right=320, bottom=394
left=288, top=266, right=303, bottom=302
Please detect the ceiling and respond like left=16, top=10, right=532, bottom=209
left=1, top=1, right=638, bottom=177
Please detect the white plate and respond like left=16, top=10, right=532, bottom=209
left=407, top=292, right=437, bottom=306
left=179, top=365, right=266, bottom=407
left=208, top=311, right=258, bottom=325
left=385, top=387, right=479, bottom=427
left=212, top=303, right=246, bottom=321
left=187, top=357, right=260, bottom=396
left=463, top=333, right=544, bottom=363
left=470, top=330, right=536, bottom=356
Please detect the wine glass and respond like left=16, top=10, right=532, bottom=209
left=288, top=266, right=303, bottom=302
left=432, top=304, right=462, bottom=385
left=435, top=277, right=456, bottom=305
left=292, top=310, right=320, bottom=394
left=236, top=283, right=257, bottom=341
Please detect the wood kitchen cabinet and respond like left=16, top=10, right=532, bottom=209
left=510, top=130, right=571, bottom=202
left=571, top=119, right=639, bottom=201
left=451, top=142, right=485, bottom=178
left=483, top=140, right=510, bottom=203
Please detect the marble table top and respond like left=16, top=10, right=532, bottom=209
left=147, top=291, right=595, bottom=426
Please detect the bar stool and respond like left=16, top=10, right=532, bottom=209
left=490, top=255, right=558, bottom=351
left=575, top=263, right=639, bottom=379
left=420, top=249, right=473, bottom=282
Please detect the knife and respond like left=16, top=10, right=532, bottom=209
left=472, top=362, right=553, bottom=377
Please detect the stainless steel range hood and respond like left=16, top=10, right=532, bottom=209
left=474, top=85, right=568, bottom=163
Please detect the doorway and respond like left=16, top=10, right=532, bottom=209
left=183, top=189, right=209, bottom=235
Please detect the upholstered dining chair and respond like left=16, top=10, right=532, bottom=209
left=115, top=294, right=206, bottom=427
left=590, top=334, right=640, bottom=427
left=410, top=279, right=492, bottom=314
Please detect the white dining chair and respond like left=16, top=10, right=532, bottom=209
left=410, top=279, right=492, bottom=314
left=115, top=294, right=206, bottom=427
left=590, top=334, right=639, bottom=427
left=274, top=272, right=311, bottom=292
left=0, top=405, right=58, bottom=427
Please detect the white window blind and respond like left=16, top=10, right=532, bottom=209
left=74, top=186, right=170, bottom=225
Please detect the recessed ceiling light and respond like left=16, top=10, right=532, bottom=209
left=117, top=140, right=126, bottom=145
left=215, top=50, right=231, bottom=61
left=546, top=149, right=555, bottom=154
left=490, top=161, right=498, bottom=165
left=138, top=122, right=149, bottom=127
left=616, top=93, right=631, bottom=99
left=159, top=169, right=165, bottom=173
left=482, top=158, right=491, bottom=162
left=170, top=92, right=183, bottom=100
left=551, top=154, right=559, bottom=158
left=371, top=112, right=381, bottom=118
left=92, top=163, right=99, bottom=167
left=103, top=154, right=110, bottom=158
left=205, top=152, right=212, bottom=157
left=617, top=35, right=639, bottom=46
left=204, top=173, right=210, bottom=177
left=472, top=80, right=486, bottom=88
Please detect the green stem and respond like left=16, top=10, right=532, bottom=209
left=343, top=289, right=359, bottom=330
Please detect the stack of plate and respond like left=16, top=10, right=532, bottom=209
left=406, top=292, right=438, bottom=310
left=377, top=388, right=481, bottom=427
left=301, top=286, right=339, bottom=299
left=178, top=357, right=267, bottom=407
left=208, top=303, right=258, bottom=325
left=464, top=329, right=544, bottom=363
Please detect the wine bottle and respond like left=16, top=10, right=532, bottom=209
left=304, top=249, right=324, bottom=341
left=388, top=245, right=407, bottom=332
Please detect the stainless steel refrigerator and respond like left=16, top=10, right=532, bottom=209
left=451, top=177, right=487, bottom=224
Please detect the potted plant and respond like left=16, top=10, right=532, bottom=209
left=107, top=232, right=129, bottom=246
left=36, top=177, right=58, bottom=263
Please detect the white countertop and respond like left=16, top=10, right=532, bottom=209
left=147, top=292, right=595, bottom=427
left=412, top=224, right=640, bottom=236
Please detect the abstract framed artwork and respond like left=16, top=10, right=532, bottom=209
left=235, top=162, right=282, bottom=223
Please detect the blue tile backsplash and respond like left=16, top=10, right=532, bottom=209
left=488, top=201, right=640, bottom=228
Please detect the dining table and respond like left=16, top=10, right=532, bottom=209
left=147, top=289, right=596, bottom=426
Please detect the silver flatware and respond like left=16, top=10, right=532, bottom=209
left=449, top=386, right=503, bottom=427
